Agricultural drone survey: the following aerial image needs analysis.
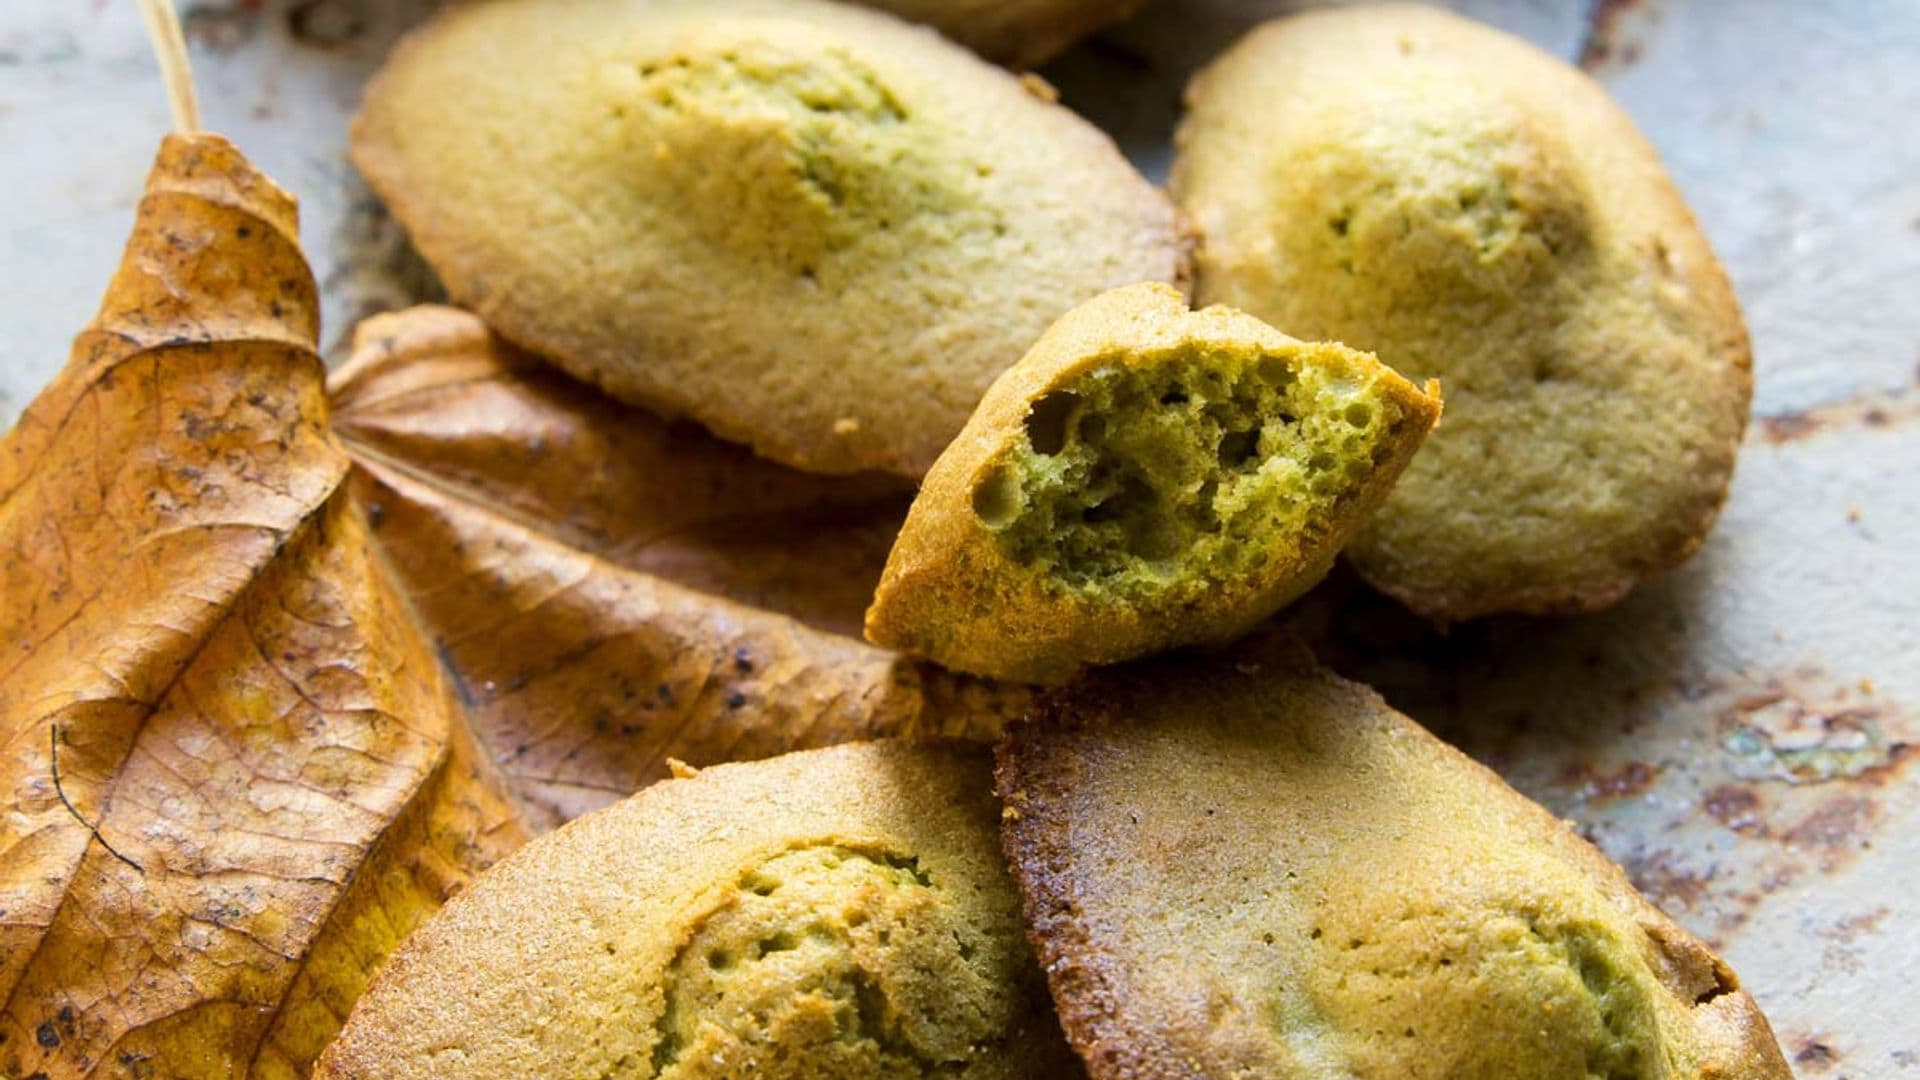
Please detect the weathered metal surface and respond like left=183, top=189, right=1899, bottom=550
left=2, top=0, right=1914, bottom=1076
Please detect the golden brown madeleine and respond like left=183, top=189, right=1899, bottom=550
left=1173, top=5, right=1750, bottom=620
left=352, top=0, right=1186, bottom=479
left=317, top=741, right=1082, bottom=1079
left=863, top=0, right=1147, bottom=67
left=866, top=283, right=1438, bottom=684
left=997, top=634, right=1792, bottom=1079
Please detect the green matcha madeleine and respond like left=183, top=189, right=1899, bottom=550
left=865, top=283, right=1439, bottom=684
left=315, top=741, right=1081, bottom=1079
left=352, top=0, right=1187, bottom=479
left=997, top=634, right=1793, bottom=1080
left=1173, top=4, right=1751, bottom=620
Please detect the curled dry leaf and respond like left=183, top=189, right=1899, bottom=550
left=329, top=307, right=1029, bottom=826
left=327, top=305, right=910, bottom=639
left=0, top=143, right=1026, bottom=1077
left=0, top=133, right=529, bottom=1080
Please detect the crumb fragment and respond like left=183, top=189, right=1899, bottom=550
left=1019, top=72, right=1059, bottom=103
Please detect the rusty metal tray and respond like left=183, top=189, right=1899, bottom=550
left=3, top=1, right=1914, bottom=1075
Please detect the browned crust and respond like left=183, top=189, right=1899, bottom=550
left=993, top=638, right=1322, bottom=1080
left=996, top=634, right=1791, bottom=1080
left=995, top=689, right=1192, bottom=1080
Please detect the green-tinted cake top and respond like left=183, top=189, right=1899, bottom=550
left=353, top=0, right=1186, bottom=477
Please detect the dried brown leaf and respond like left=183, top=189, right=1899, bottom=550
left=331, top=308, right=1029, bottom=825
left=0, top=135, right=531, bottom=1079
left=328, top=306, right=909, bottom=637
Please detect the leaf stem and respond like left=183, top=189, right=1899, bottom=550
left=135, top=0, right=201, bottom=133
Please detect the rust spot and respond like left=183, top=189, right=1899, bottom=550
left=1564, top=760, right=1660, bottom=801
left=1715, top=673, right=1914, bottom=785
left=1577, top=0, right=1660, bottom=71
left=1621, top=848, right=1712, bottom=912
left=1781, top=795, right=1875, bottom=862
left=1705, top=868, right=1798, bottom=943
left=1702, top=784, right=1767, bottom=835
left=1855, top=739, right=1917, bottom=785
left=1754, top=373, right=1920, bottom=444
left=1757, top=412, right=1821, bottom=442
left=1823, top=907, right=1889, bottom=943
left=1792, top=1034, right=1840, bottom=1071
left=1758, top=864, right=1800, bottom=895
